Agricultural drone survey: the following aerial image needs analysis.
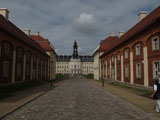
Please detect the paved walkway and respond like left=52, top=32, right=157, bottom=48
left=0, top=81, right=63, bottom=119
left=88, top=79, right=157, bottom=113
left=2, top=77, right=160, bottom=120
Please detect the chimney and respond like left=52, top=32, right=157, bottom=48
left=110, top=32, right=114, bottom=37
left=0, top=8, right=9, bottom=20
left=138, top=11, right=147, bottom=21
left=24, top=29, right=30, bottom=36
left=35, top=31, right=40, bottom=36
left=119, top=31, right=124, bottom=38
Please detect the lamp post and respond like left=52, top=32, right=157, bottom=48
left=50, top=61, right=53, bottom=87
left=102, top=61, right=104, bottom=87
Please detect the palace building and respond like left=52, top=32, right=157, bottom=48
left=56, top=41, right=94, bottom=75
left=0, top=8, right=56, bottom=85
left=98, top=6, right=160, bottom=87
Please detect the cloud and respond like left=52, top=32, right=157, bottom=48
left=73, top=13, right=98, bottom=35
left=0, top=0, right=159, bottom=55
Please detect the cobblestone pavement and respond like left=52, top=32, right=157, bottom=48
left=3, top=77, right=159, bottom=120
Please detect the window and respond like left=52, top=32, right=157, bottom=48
left=135, top=44, right=140, bottom=56
left=3, top=61, right=9, bottom=78
left=136, top=63, right=141, bottom=79
left=26, top=51, right=31, bottom=61
left=125, top=65, right=129, bottom=78
left=17, top=48, right=23, bottom=58
left=16, top=63, right=22, bottom=77
left=34, top=56, right=37, bottom=63
left=124, top=49, right=128, bottom=59
left=152, top=37, right=159, bottom=51
left=153, top=61, right=160, bottom=79
left=117, top=61, right=121, bottom=77
left=4, top=42, right=10, bottom=56
left=117, top=53, right=120, bottom=61
left=26, top=65, right=30, bottom=76
left=112, top=55, right=115, bottom=62
left=107, top=58, right=110, bottom=65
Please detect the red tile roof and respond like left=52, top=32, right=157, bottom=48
left=30, top=35, right=55, bottom=52
left=36, top=41, right=52, bottom=51
left=100, top=5, right=160, bottom=58
left=0, top=15, right=47, bottom=55
left=99, top=36, right=119, bottom=51
left=30, top=35, right=48, bottom=41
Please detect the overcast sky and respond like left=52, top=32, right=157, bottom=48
left=0, top=0, right=159, bottom=55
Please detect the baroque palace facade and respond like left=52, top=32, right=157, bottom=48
left=0, top=8, right=56, bottom=85
left=93, top=6, right=160, bottom=87
left=56, top=41, right=94, bottom=75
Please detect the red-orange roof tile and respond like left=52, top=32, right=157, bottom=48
left=36, top=41, right=52, bottom=51
left=99, top=36, right=119, bottom=51
left=101, top=5, right=160, bottom=58
left=30, top=35, right=48, bottom=41
left=0, top=15, right=46, bottom=55
left=30, top=35, right=54, bottom=52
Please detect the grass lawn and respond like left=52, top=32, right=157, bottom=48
left=0, top=81, right=42, bottom=100
left=56, top=74, right=68, bottom=79
left=110, top=82, right=153, bottom=97
left=83, top=74, right=94, bottom=79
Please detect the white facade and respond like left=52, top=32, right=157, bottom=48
left=46, top=51, right=56, bottom=80
left=93, top=51, right=104, bottom=80
left=56, top=56, right=93, bottom=75
left=69, top=58, right=81, bottom=74
left=56, top=41, right=93, bottom=75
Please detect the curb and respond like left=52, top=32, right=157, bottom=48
left=0, top=89, right=50, bottom=120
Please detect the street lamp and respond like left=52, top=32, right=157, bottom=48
left=50, top=61, right=54, bottom=87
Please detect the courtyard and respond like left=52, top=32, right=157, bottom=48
left=2, top=76, right=159, bottom=120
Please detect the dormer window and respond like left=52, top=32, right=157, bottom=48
left=135, top=44, right=140, bottom=56
left=152, top=36, right=159, bottom=51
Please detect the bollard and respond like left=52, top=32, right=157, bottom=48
left=102, top=79, right=104, bottom=87
left=50, top=80, right=53, bottom=87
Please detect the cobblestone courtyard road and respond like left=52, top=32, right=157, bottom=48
left=3, top=77, right=159, bottom=120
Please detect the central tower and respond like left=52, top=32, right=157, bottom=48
left=73, top=40, right=78, bottom=58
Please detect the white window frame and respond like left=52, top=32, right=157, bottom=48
left=135, top=44, right=140, bottom=56
left=153, top=61, right=160, bottom=79
left=136, top=63, right=141, bottom=79
left=125, top=65, right=129, bottom=79
left=124, top=49, right=128, bottom=59
left=152, top=36, right=159, bottom=51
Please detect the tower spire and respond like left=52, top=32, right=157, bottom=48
left=73, top=40, right=78, bottom=58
